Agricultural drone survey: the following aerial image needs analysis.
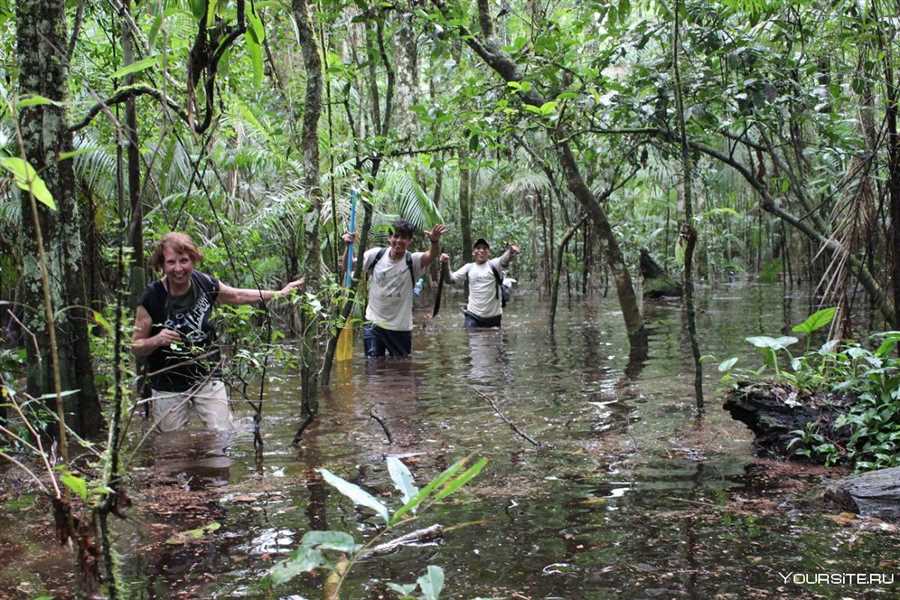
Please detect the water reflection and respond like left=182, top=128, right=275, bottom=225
left=63, top=286, right=899, bottom=598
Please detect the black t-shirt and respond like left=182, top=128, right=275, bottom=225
left=139, top=271, right=220, bottom=392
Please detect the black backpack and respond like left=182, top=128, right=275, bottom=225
left=367, top=247, right=416, bottom=290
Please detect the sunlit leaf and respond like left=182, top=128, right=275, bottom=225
left=745, top=335, right=797, bottom=350
left=16, top=94, right=63, bottom=109
left=390, top=457, right=470, bottom=525
left=434, top=457, right=487, bottom=500
left=0, top=157, right=56, bottom=210
left=110, top=55, right=161, bottom=79
left=718, top=357, right=738, bottom=372
left=318, top=468, right=390, bottom=523
left=387, top=456, right=419, bottom=505
left=60, top=472, right=88, bottom=501
left=247, top=3, right=266, bottom=43
left=792, top=307, right=836, bottom=334
left=92, top=311, right=112, bottom=334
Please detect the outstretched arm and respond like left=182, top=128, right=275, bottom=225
left=420, top=224, right=447, bottom=269
left=498, top=243, right=521, bottom=268
left=217, top=278, right=304, bottom=305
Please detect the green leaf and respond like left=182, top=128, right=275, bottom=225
left=92, top=311, right=112, bottom=334
left=389, top=457, right=469, bottom=525
left=266, top=530, right=358, bottom=586
left=190, top=0, right=207, bottom=21
left=267, top=544, right=326, bottom=585
left=60, top=472, right=88, bottom=501
left=247, top=3, right=266, bottom=43
left=387, top=457, right=419, bottom=505
left=792, top=307, right=836, bottom=334
left=148, top=14, right=164, bottom=48
left=434, top=457, right=487, bottom=501
left=165, top=521, right=221, bottom=544
left=206, top=0, right=218, bottom=27
left=300, top=530, right=359, bottom=553
left=247, top=37, right=264, bottom=87
left=417, top=565, right=445, bottom=600
left=318, top=468, right=390, bottom=523
left=16, top=94, right=64, bottom=109
left=0, top=157, right=56, bottom=210
left=539, top=101, right=558, bottom=116
left=111, top=55, right=161, bottom=79
left=58, top=147, right=98, bottom=161
left=718, top=357, right=738, bottom=372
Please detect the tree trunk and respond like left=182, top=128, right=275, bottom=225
left=122, top=0, right=145, bottom=304
left=394, top=3, right=419, bottom=142
left=458, top=150, right=472, bottom=262
left=293, top=0, right=323, bottom=412
left=17, top=0, right=103, bottom=438
left=672, top=0, right=703, bottom=411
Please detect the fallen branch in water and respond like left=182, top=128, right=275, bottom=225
left=369, top=409, right=393, bottom=444
left=473, top=389, right=542, bottom=448
left=292, top=413, right=316, bottom=446
left=360, top=524, right=444, bottom=558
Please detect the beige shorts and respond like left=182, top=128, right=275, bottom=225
left=151, top=380, right=234, bottom=432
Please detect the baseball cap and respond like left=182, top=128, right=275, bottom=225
left=473, top=238, right=490, bottom=249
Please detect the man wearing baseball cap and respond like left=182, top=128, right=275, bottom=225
left=441, top=238, right=520, bottom=328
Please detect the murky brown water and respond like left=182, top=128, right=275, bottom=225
left=2, top=283, right=899, bottom=599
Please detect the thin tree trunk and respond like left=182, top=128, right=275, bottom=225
left=293, top=0, right=323, bottom=412
left=550, top=214, right=589, bottom=330
left=673, top=0, right=703, bottom=411
left=122, top=0, right=144, bottom=304
left=458, top=150, right=472, bottom=262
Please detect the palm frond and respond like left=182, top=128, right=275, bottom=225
left=379, top=167, right=443, bottom=230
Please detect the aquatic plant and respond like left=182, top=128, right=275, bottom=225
left=721, top=308, right=900, bottom=471
left=262, top=455, right=486, bottom=599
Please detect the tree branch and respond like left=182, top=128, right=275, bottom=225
left=69, top=85, right=190, bottom=133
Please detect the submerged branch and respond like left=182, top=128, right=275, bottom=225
left=473, top=389, right=541, bottom=447
left=368, top=410, right=393, bottom=444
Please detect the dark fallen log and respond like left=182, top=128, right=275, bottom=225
left=825, top=467, right=900, bottom=519
left=722, top=382, right=853, bottom=458
left=639, top=248, right=682, bottom=299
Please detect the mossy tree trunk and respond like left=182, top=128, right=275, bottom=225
left=293, top=0, right=323, bottom=413
left=16, top=0, right=102, bottom=437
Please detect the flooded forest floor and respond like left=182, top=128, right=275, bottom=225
left=2, top=284, right=899, bottom=599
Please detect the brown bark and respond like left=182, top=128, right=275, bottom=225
left=458, top=149, right=473, bottom=262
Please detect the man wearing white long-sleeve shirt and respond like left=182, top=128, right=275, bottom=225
left=441, top=238, right=520, bottom=328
